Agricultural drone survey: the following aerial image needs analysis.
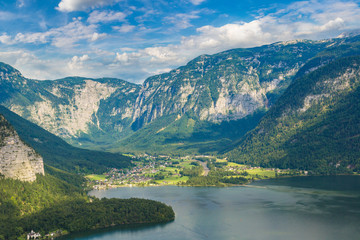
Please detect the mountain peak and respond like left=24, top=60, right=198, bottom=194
left=0, top=62, right=22, bottom=75
left=336, top=29, right=360, bottom=38
left=0, top=62, right=24, bottom=83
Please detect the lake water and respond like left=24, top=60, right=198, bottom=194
left=64, top=176, right=360, bottom=240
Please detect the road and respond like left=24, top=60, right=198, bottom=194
left=197, top=161, right=210, bottom=176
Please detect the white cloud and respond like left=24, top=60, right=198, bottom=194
left=87, top=10, right=127, bottom=24
left=108, top=0, right=360, bottom=83
left=189, top=0, right=206, bottom=5
left=296, top=17, right=345, bottom=36
left=144, top=46, right=180, bottom=63
left=9, top=18, right=105, bottom=48
left=57, top=0, right=120, bottom=12
left=149, top=68, right=173, bottom=75
left=0, top=50, right=67, bottom=80
left=0, top=34, right=14, bottom=45
left=184, top=20, right=271, bottom=50
left=113, top=24, right=136, bottom=33
left=115, top=52, right=129, bottom=63
left=68, top=54, right=90, bottom=70
left=91, top=32, right=107, bottom=41
left=16, top=0, right=25, bottom=7
left=0, top=11, right=17, bottom=21
left=164, top=12, right=200, bottom=29
left=2, top=0, right=360, bottom=84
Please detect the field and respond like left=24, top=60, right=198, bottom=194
left=155, top=176, right=189, bottom=185
left=86, top=174, right=107, bottom=181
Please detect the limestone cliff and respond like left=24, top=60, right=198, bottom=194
left=0, top=114, right=44, bottom=182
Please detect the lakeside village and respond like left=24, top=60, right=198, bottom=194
left=86, top=155, right=305, bottom=189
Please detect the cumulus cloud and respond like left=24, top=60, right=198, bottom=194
left=183, top=20, right=271, bottom=50
left=0, top=34, right=14, bottom=45
left=144, top=46, right=180, bottom=63
left=296, top=17, right=345, bottom=36
left=0, top=50, right=68, bottom=80
left=68, top=54, right=90, bottom=70
left=57, top=0, right=120, bottom=12
left=87, top=10, right=127, bottom=24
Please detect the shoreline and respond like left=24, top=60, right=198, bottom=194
left=87, top=173, right=360, bottom=191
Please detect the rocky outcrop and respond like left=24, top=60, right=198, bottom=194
left=0, top=115, right=44, bottom=182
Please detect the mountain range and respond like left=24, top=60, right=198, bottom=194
left=1, top=34, right=360, bottom=172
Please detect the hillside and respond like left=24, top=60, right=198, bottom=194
left=0, top=114, right=44, bottom=181
left=0, top=109, right=174, bottom=240
left=0, top=169, right=174, bottom=240
left=0, top=106, right=132, bottom=174
left=227, top=56, right=360, bottom=174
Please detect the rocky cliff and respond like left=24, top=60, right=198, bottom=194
left=0, top=114, right=44, bottom=181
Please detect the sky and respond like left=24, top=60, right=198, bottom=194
left=0, top=0, right=359, bottom=83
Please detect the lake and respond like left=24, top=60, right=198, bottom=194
left=63, top=176, right=360, bottom=240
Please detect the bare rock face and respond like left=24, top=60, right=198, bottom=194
left=0, top=115, right=44, bottom=182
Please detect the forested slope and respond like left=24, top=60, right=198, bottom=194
left=0, top=105, right=133, bottom=173
left=227, top=56, right=360, bottom=174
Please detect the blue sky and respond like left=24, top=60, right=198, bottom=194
left=0, top=0, right=360, bottom=83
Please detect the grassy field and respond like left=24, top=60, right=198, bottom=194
left=155, top=176, right=189, bottom=185
left=86, top=174, right=107, bottom=181
left=227, top=162, right=247, bottom=167
left=164, top=167, right=179, bottom=173
left=178, top=159, right=195, bottom=168
left=246, top=169, right=277, bottom=178
left=215, top=158, right=227, bottom=163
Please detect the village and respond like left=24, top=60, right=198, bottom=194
left=86, top=155, right=302, bottom=189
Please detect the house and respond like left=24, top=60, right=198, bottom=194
left=27, top=230, right=41, bottom=239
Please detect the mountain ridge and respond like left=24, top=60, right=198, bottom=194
left=227, top=56, right=360, bottom=173
left=1, top=35, right=360, bottom=154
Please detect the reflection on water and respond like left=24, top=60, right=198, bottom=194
left=64, top=176, right=360, bottom=240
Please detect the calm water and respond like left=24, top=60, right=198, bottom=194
left=64, top=176, right=360, bottom=240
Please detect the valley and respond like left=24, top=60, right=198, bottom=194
left=1, top=33, right=360, bottom=240
left=2, top=1, right=360, bottom=240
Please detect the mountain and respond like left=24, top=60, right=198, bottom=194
left=1, top=35, right=360, bottom=154
left=0, top=114, right=44, bottom=181
left=0, top=106, right=132, bottom=173
left=0, top=66, right=141, bottom=147
left=227, top=56, right=360, bottom=174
